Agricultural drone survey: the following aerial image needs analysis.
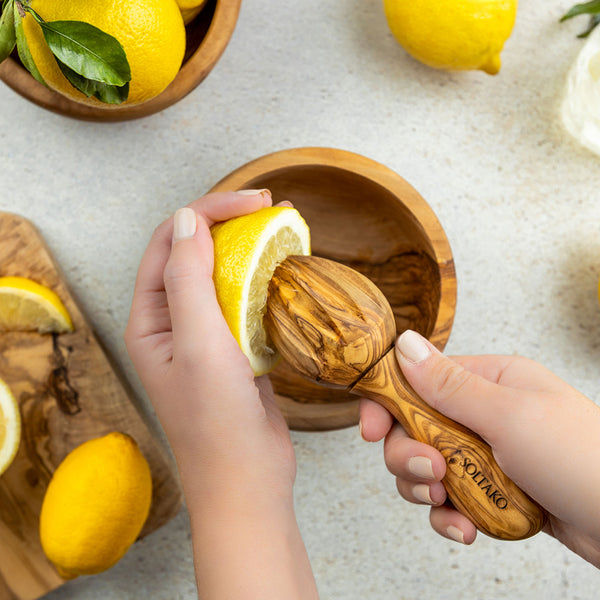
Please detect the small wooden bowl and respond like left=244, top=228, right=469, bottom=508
left=0, top=0, right=240, bottom=122
left=210, top=147, right=457, bottom=431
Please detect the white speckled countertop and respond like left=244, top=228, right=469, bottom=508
left=2, top=0, right=600, bottom=598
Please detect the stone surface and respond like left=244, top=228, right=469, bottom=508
left=1, top=0, right=600, bottom=598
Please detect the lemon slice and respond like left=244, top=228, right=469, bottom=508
left=211, top=207, right=311, bottom=375
left=0, top=378, right=21, bottom=476
left=0, top=277, right=73, bottom=333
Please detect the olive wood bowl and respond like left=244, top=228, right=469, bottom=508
left=0, top=0, right=240, bottom=121
left=210, top=147, right=457, bottom=431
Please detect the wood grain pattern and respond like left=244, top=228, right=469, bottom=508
left=0, top=0, right=241, bottom=121
left=209, top=147, right=457, bottom=430
left=0, top=212, right=182, bottom=600
left=265, top=255, right=546, bottom=540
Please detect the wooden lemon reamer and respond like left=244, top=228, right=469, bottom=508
left=264, top=255, right=546, bottom=541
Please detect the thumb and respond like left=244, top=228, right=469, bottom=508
left=395, top=330, right=520, bottom=444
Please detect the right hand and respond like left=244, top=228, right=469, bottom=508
left=360, top=329, right=600, bottom=568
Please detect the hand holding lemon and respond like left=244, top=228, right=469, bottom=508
left=125, top=191, right=318, bottom=598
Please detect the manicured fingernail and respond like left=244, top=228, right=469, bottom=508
left=408, top=456, right=435, bottom=479
left=446, top=525, right=465, bottom=544
left=413, top=484, right=434, bottom=504
left=276, top=200, right=293, bottom=208
left=396, top=330, right=431, bottom=364
left=173, top=207, right=196, bottom=241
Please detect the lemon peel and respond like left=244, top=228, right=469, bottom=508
left=39, top=432, right=153, bottom=578
left=22, top=0, right=185, bottom=107
left=383, top=0, right=517, bottom=74
left=211, top=207, right=311, bottom=376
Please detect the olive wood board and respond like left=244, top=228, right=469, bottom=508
left=0, top=212, right=183, bottom=600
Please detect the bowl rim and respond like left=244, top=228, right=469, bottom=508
left=209, top=146, right=457, bottom=431
left=0, top=0, right=241, bottom=122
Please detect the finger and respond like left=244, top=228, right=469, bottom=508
left=359, top=398, right=394, bottom=442
left=127, top=190, right=272, bottom=343
left=164, top=208, right=245, bottom=369
left=395, top=478, right=447, bottom=507
left=187, top=189, right=272, bottom=227
left=395, top=330, right=522, bottom=443
left=429, top=505, right=477, bottom=545
left=383, top=423, right=446, bottom=481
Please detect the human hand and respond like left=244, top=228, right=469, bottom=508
left=360, top=329, right=600, bottom=568
left=125, top=191, right=318, bottom=598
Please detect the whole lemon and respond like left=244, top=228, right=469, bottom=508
left=39, top=432, right=153, bottom=579
left=383, top=0, right=518, bottom=75
left=22, top=0, right=186, bottom=106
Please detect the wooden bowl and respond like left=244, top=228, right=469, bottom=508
left=0, top=0, right=240, bottom=122
left=210, top=147, right=457, bottom=431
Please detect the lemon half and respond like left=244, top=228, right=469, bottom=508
left=0, top=276, right=73, bottom=333
left=211, top=207, right=311, bottom=376
left=0, top=378, right=21, bottom=477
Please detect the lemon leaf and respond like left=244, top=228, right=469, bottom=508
left=561, top=1, right=600, bottom=22
left=23, top=9, right=131, bottom=86
left=56, top=58, right=129, bottom=104
left=13, top=2, right=45, bottom=85
left=0, top=0, right=16, bottom=63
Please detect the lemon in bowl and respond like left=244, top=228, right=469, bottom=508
left=211, top=206, right=311, bottom=376
left=384, top=0, right=518, bottom=74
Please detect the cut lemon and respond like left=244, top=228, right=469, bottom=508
left=0, top=377, right=21, bottom=476
left=0, top=277, right=73, bottom=333
left=211, top=207, right=311, bottom=375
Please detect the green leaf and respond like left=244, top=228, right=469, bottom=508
left=27, top=12, right=131, bottom=86
left=13, top=2, right=45, bottom=85
left=0, top=0, right=16, bottom=63
left=560, top=1, right=600, bottom=22
left=56, top=58, right=128, bottom=104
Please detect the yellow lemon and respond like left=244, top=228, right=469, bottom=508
left=176, top=0, right=208, bottom=25
left=211, top=207, right=311, bottom=376
left=40, top=432, right=153, bottom=579
left=384, top=0, right=518, bottom=74
left=22, top=0, right=186, bottom=106
left=0, top=378, right=21, bottom=477
left=0, top=276, right=73, bottom=333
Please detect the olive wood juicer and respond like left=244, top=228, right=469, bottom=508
left=264, top=255, right=546, bottom=541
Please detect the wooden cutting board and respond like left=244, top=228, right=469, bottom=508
left=0, top=212, right=183, bottom=600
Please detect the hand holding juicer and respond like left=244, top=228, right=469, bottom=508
left=264, top=255, right=546, bottom=541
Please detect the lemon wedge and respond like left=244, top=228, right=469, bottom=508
left=0, top=277, right=73, bottom=333
left=211, top=207, right=311, bottom=376
left=0, top=377, right=21, bottom=476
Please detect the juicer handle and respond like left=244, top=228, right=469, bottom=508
left=352, top=348, right=546, bottom=540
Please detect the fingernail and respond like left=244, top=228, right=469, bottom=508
left=173, top=207, right=197, bottom=241
left=237, top=188, right=272, bottom=207
left=446, top=525, right=465, bottom=544
left=408, top=456, right=435, bottom=479
left=276, top=200, right=293, bottom=208
left=396, top=330, right=431, bottom=364
left=413, top=484, right=434, bottom=504
left=358, top=419, right=364, bottom=440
